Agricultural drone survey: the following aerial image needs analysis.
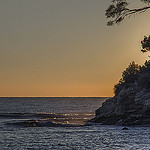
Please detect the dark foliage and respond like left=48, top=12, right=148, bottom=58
left=114, top=60, right=150, bottom=95
left=114, top=62, right=139, bottom=95
left=106, top=1, right=150, bottom=94
left=139, top=60, right=150, bottom=73
left=114, top=80, right=124, bottom=95
left=141, top=36, right=150, bottom=53
left=122, top=62, right=139, bottom=82
left=106, top=1, right=150, bottom=54
left=138, top=60, right=150, bottom=89
left=106, top=0, right=150, bottom=26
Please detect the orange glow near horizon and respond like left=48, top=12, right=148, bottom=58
left=0, top=1, right=149, bottom=97
left=0, top=82, right=114, bottom=97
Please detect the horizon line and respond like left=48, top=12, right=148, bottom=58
left=0, top=96, right=111, bottom=98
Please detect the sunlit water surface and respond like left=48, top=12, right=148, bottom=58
left=0, top=97, right=150, bottom=150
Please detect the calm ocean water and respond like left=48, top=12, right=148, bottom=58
left=0, top=97, right=150, bottom=150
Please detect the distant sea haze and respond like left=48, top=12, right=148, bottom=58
left=0, top=97, right=107, bottom=114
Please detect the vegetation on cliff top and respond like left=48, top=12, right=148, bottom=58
left=105, top=1, right=150, bottom=95
left=114, top=60, right=150, bottom=95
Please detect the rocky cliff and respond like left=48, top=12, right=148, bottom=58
left=91, top=76, right=150, bottom=126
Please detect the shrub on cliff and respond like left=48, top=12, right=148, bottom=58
left=114, top=60, right=150, bottom=95
left=114, top=62, right=140, bottom=95
left=114, top=80, right=124, bottom=95
left=139, top=60, right=150, bottom=74
left=138, top=60, right=150, bottom=89
left=122, top=62, right=139, bottom=82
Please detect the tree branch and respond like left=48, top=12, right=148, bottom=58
left=106, top=2, right=150, bottom=26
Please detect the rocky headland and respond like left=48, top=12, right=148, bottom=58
left=91, top=61, right=150, bottom=126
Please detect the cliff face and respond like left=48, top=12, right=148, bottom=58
left=91, top=80, right=150, bottom=126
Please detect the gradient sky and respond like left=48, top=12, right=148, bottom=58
left=0, top=0, right=150, bottom=97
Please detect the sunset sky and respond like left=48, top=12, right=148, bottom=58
left=0, top=0, right=150, bottom=97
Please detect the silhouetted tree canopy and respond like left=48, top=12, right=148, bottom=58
left=106, top=0, right=150, bottom=26
left=106, top=1, right=150, bottom=53
left=107, top=1, right=150, bottom=95
left=122, top=61, right=139, bottom=82
left=141, top=36, right=150, bottom=53
left=114, top=61, right=139, bottom=94
left=114, top=60, right=150, bottom=95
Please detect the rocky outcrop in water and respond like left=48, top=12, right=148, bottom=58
left=91, top=62, right=150, bottom=126
left=91, top=82, right=150, bottom=126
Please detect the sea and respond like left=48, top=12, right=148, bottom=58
left=0, top=97, right=150, bottom=150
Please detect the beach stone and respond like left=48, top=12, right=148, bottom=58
left=122, top=127, right=129, bottom=130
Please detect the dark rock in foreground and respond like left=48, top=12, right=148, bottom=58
left=90, top=82, right=150, bottom=126
left=122, top=127, right=129, bottom=130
